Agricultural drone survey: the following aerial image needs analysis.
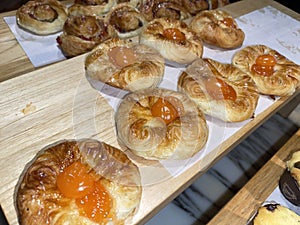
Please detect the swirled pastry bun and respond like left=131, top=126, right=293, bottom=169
left=68, top=0, right=116, bottom=16
left=16, top=0, right=68, bottom=35
left=178, top=58, right=259, bottom=122
left=115, top=88, right=208, bottom=160
left=57, top=15, right=115, bottom=57
left=232, top=45, right=300, bottom=96
left=106, top=3, right=147, bottom=39
left=140, top=17, right=203, bottom=64
left=190, top=9, right=245, bottom=49
left=138, top=0, right=190, bottom=21
left=16, top=139, right=141, bottom=225
left=85, top=38, right=165, bottom=92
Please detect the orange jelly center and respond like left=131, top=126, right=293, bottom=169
left=204, top=77, right=237, bottom=101
left=163, top=28, right=186, bottom=42
left=57, top=161, right=111, bottom=223
left=76, top=183, right=111, bottom=222
left=151, top=98, right=179, bottom=125
left=251, top=54, right=276, bottom=76
left=221, top=17, right=236, bottom=28
left=108, top=46, right=136, bottom=69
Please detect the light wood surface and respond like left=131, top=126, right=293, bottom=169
left=0, top=0, right=300, bottom=225
left=207, top=128, right=300, bottom=225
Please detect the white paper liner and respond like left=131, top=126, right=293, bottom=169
left=4, top=6, right=300, bottom=177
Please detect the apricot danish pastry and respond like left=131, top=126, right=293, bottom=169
left=85, top=38, right=165, bottom=92
left=57, top=15, right=115, bottom=57
left=232, top=45, right=300, bottom=96
left=140, top=17, right=203, bottom=64
left=178, top=58, right=259, bottom=122
left=190, top=9, right=245, bottom=49
left=16, top=0, right=68, bottom=35
left=115, top=88, right=208, bottom=160
left=16, top=139, right=141, bottom=225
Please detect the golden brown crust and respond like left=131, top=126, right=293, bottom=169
left=178, top=58, right=259, bottom=122
left=16, top=139, right=141, bottom=225
left=85, top=38, right=165, bottom=92
left=139, top=17, right=203, bottom=64
left=106, top=3, right=147, bottom=39
left=68, top=0, right=116, bottom=16
left=16, top=0, right=68, bottom=35
left=57, top=15, right=115, bottom=57
left=138, top=0, right=190, bottom=21
left=232, top=45, right=300, bottom=96
left=253, top=203, right=300, bottom=225
left=190, top=9, right=245, bottom=49
left=115, top=88, right=208, bottom=160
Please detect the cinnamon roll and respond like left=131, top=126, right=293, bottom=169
left=138, top=0, right=190, bottom=21
left=16, top=0, right=68, bottom=35
left=115, top=88, right=208, bottom=160
left=68, top=0, right=116, bottom=16
left=106, top=3, right=147, bottom=39
left=178, top=58, right=259, bottom=122
left=56, top=15, right=115, bottom=57
left=140, top=17, right=203, bottom=64
left=16, top=139, right=141, bottom=225
left=190, top=9, right=245, bottom=49
left=85, top=38, right=165, bottom=93
left=232, top=45, right=300, bottom=96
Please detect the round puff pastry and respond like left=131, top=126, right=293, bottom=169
left=68, top=0, right=116, bottom=17
left=85, top=38, right=165, bottom=92
left=106, top=3, right=147, bottom=39
left=138, top=0, right=190, bottom=22
left=178, top=58, right=259, bottom=122
left=16, top=139, right=141, bottom=225
left=232, top=45, right=300, bottom=96
left=286, top=151, right=300, bottom=186
left=190, top=9, right=245, bottom=49
left=57, top=15, right=115, bottom=57
left=139, top=17, right=203, bottom=64
left=115, top=88, right=208, bottom=160
left=16, top=0, right=68, bottom=35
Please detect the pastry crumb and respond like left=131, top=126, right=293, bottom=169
left=21, top=102, right=36, bottom=115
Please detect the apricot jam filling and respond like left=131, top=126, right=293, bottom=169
left=57, top=161, right=112, bottom=223
left=204, top=77, right=237, bottom=101
left=108, top=46, right=136, bottom=69
left=151, top=98, right=179, bottom=125
left=251, top=54, right=276, bottom=76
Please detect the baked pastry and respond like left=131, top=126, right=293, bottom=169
left=252, top=203, right=300, bottom=225
left=106, top=3, right=147, bottom=39
left=286, top=151, right=300, bottom=185
left=115, top=88, right=208, bottom=160
left=178, top=58, right=259, bottom=122
left=181, top=0, right=229, bottom=16
left=16, top=0, right=68, bottom=35
left=190, top=9, right=245, bottom=49
left=57, top=15, right=115, bottom=57
left=138, top=0, right=190, bottom=22
left=140, top=17, right=203, bottom=64
left=85, top=38, right=165, bottom=92
left=16, top=139, right=141, bottom=224
left=232, top=45, right=300, bottom=96
left=68, top=0, right=116, bottom=17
